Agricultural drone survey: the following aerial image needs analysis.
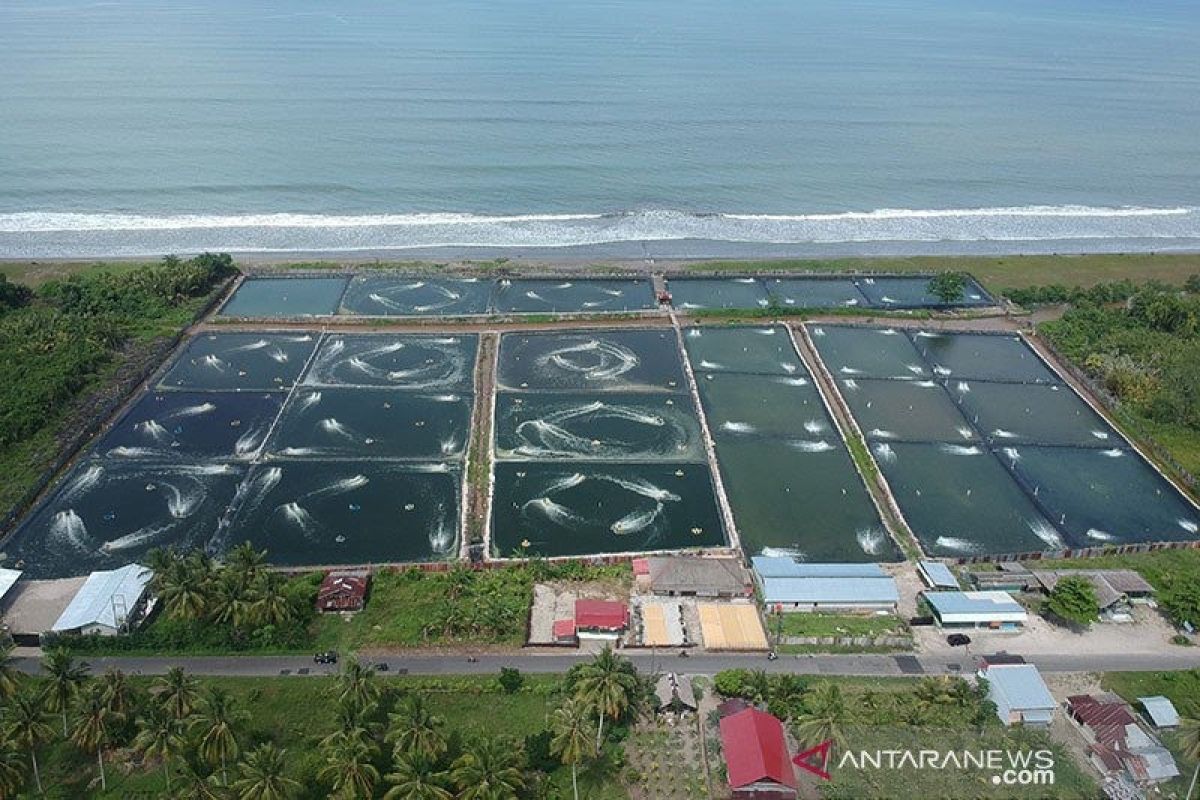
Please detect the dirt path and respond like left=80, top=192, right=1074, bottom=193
left=464, top=332, right=499, bottom=556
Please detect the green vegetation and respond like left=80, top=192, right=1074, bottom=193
left=926, top=271, right=968, bottom=304
left=710, top=670, right=1095, bottom=799
left=1036, top=280, right=1200, bottom=478
left=0, top=648, right=643, bottom=799
left=1036, top=549, right=1200, bottom=628
left=772, top=613, right=907, bottom=639
left=1044, top=575, right=1100, bottom=628
left=59, top=558, right=630, bottom=656
left=0, top=254, right=235, bottom=517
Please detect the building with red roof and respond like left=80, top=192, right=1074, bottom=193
left=316, top=569, right=370, bottom=613
left=573, top=599, right=628, bottom=633
left=1066, top=695, right=1180, bottom=784
left=552, top=618, right=577, bottom=643
left=718, top=707, right=797, bottom=799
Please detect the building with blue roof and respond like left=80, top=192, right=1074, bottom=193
left=917, top=560, right=959, bottom=589
left=979, top=663, right=1056, bottom=727
left=923, top=590, right=1028, bottom=629
left=750, top=557, right=886, bottom=579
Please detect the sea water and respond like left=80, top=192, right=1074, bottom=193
left=1, top=0, right=1198, bottom=256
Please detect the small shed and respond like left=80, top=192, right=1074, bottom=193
left=923, top=591, right=1027, bottom=629
left=316, top=569, right=370, bottom=613
left=719, top=708, right=797, bottom=799
left=980, top=663, right=1056, bottom=727
left=552, top=618, right=577, bottom=644
left=51, top=564, right=150, bottom=637
left=918, top=560, right=959, bottom=590
left=1138, top=696, right=1179, bottom=729
left=654, top=673, right=698, bottom=712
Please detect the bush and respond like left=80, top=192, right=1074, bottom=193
left=499, top=667, right=524, bottom=694
left=1045, top=576, right=1100, bottom=627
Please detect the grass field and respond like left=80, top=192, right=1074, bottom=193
left=774, top=613, right=907, bottom=639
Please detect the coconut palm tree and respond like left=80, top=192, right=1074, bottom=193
left=191, top=686, right=248, bottom=786
left=143, top=547, right=181, bottom=595
left=383, top=754, right=451, bottom=800
left=1177, top=716, right=1200, bottom=761
left=0, top=641, right=20, bottom=699
left=232, top=743, right=302, bottom=800
left=0, top=731, right=27, bottom=799
left=318, top=730, right=380, bottom=799
left=335, top=657, right=379, bottom=711
left=251, top=572, right=294, bottom=627
left=162, top=552, right=213, bottom=620
left=70, top=682, right=120, bottom=791
left=99, top=667, right=136, bottom=716
left=573, top=646, right=638, bottom=749
left=225, top=541, right=267, bottom=583
left=174, top=756, right=225, bottom=800
left=153, top=666, right=200, bottom=719
left=133, top=705, right=186, bottom=793
left=386, top=696, right=447, bottom=762
left=320, top=697, right=381, bottom=750
left=793, top=683, right=848, bottom=771
left=4, top=694, right=52, bottom=796
left=448, top=737, right=525, bottom=800
left=40, top=647, right=88, bottom=736
left=210, top=574, right=253, bottom=630
left=550, top=698, right=594, bottom=800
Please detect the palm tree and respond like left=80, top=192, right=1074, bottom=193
left=133, top=706, right=186, bottom=793
left=318, top=730, right=380, bottom=799
left=232, top=743, right=302, bottom=800
left=161, top=552, right=213, bottom=620
left=154, top=665, right=200, bottom=719
left=449, top=737, right=525, bottom=800
left=142, top=546, right=181, bottom=595
left=383, top=754, right=451, bottom=800
left=210, top=574, right=253, bottom=630
left=1177, top=716, right=1200, bottom=761
left=191, top=686, right=248, bottom=786
left=70, top=682, right=120, bottom=791
left=4, top=694, right=52, bottom=795
left=793, top=683, right=848, bottom=772
left=574, top=646, right=638, bottom=749
left=100, top=666, right=136, bottom=716
left=225, top=541, right=267, bottom=583
left=335, top=657, right=379, bottom=711
left=174, top=757, right=225, bottom=800
left=0, top=640, right=20, bottom=699
left=251, top=572, right=294, bottom=627
left=0, top=731, right=27, bottom=799
left=550, top=698, right=594, bottom=800
left=40, top=647, right=89, bottom=736
left=386, top=695, right=447, bottom=762
left=321, top=698, right=381, bottom=750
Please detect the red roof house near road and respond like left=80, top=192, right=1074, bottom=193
left=574, top=599, right=628, bottom=632
left=719, top=708, right=797, bottom=799
left=316, top=569, right=370, bottom=613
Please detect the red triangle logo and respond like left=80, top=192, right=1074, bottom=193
left=793, top=739, right=833, bottom=780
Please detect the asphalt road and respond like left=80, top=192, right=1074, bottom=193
left=11, top=649, right=1200, bottom=679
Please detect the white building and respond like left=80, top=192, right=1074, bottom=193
left=51, top=564, right=151, bottom=637
left=923, top=590, right=1028, bottom=630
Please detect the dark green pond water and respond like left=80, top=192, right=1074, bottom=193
left=952, top=381, right=1114, bottom=448
left=497, top=329, right=685, bottom=393
left=491, top=462, right=724, bottom=558
left=303, top=334, right=477, bottom=391
left=158, top=333, right=318, bottom=391
left=808, top=325, right=930, bottom=380
left=492, top=278, right=655, bottom=313
left=841, top=379, right=977, bottom=443
left=97, top=391, right=283, bottom=462
left=683, top=325, right=804, bottom=375
left=340, top=276, right=492, bottom=316
left=219, top=277, right=349, bottom=317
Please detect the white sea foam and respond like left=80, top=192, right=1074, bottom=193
left=168, top=402, right=217, bottom=418
left=1179, top=519, right=1199, bottom=534
left=136, top=419, right=172, bottom=442
left=8, top=205, right=1197, bottom=257
left=523, top=497, right=585, bottom=527
left=935, top=536, right=981, bottom=553
left=1028, top=519, right=1065, bottom=549
left=1086, top=529, right=1115, bottom=541
left=872, top=443, right=897, bottom=463
left=721, top=421, right=755, bottom=434
left=50, top=509, right=92, bottom=552
left=611, top=503, right=663, bottom=535
left=803, top=419, right=827, bottom=434
left=790, top=439, right=835, bottom=453
left=939, top=444, right=982, bottom=455
left=856, top=529, right=885, bottom=555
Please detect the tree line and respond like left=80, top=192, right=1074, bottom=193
left=0, top=644, right=647, bottom=799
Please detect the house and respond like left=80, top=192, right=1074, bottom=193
left=751, top=559, right=898, bottom=613
left=968, top=563, right=1039, bottom=593
left=1138, top=696, right=1179, bottom=729
left=642, top=556, right=752, bottom=598
left=923, top=590, right=1027, bottom=630
left=719, top=707, right=797, bottom=799
left=51, top=564, right=151, bottom=637
left=1031, top=570, right=1154, bottom=617
left=316, top=569, right=370, bottom=613
left=574, top=599, right=628, bottom=639
left=1067, top=695, right=1180, bottom=785
left=654, top=673, right=698, bottom=712
left=917, top=560, right=959, bottom=590
left=979, top=663, right=1056, bottom=727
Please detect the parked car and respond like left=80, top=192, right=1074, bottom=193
left=946, top=633, right=972, bottom=647
left=314, top=651, right=339, bottom=664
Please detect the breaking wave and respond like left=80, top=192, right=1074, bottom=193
left=4, top=205, right=1198, bottom=257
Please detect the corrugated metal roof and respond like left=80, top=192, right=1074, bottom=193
left=719, top=708, right=797, bottom=790
left=918, top=560, right=959, bottom=588
left=51, top=564, right=149, bottom=633
left=1138, top=696, right=1180, bottom=728
left=751, top=557, right=886, bottom=579
left=924, top=590, right=1027, bottom=622
left=762, top=576, right=898, bottom=605
left=574, top=599, right=627, bottom=630
left=0, top=568, right=22, bottom=603
left=986, top=664, right=1056, bottom=712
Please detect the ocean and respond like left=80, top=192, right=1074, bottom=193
left=1, top=0, right=1198, bottom=257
